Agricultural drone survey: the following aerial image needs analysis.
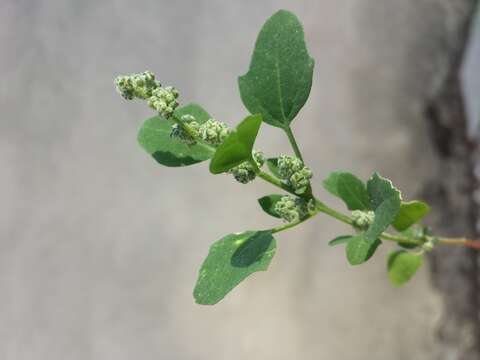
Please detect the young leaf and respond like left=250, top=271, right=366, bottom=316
left=209, top=114, right=262, bottom=174
left=393, top=201, right=430, bottom=231
left=266, top=158, right=282, bottom=178
left=138, top=103, right=214, bottom=167
left=193, top=231, right=276, bottom=305
left=346, top=235, right=381, bottom=265
left=387, top=250, right=423, bottom=286
left=364, top=173, right=402, bottom=242
left=328, top=235, right=353, bottom=247
left=322, top=172, right=369, bottom=210
left=238, top=10, right=314, bottom=129
left=258, top=194, right=284, bottom=218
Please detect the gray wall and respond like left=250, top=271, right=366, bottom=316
left=1, top=1, right=457, bottom=359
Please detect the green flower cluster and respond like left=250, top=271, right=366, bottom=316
left=114, top=71, right=179, bottom=119
left=170, top=115, right=200, bottom=145
left=277, top=155, right=313, bottom=194
left=230, top=151, right=265, bottom=184
left=351, top=210, right=375, bottom=229
left=148, top=86, right=180, bottom=118
left=114, top=71, right=159, bottom=100
left=198, top=119, right=231, bottom=146
left=275, top=196, right=315, bottom=223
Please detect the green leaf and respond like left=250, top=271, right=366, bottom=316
left=365, top=173, right=402, bottom=242
left=193, top=231, right=276, bottom=305
left=322, top=172, right=370, bottom=210
left=393, top=201, right=430, bottom=231
left=367, top=172, right=401, bottom=210
left=238, top=10, right=314, bottom=129
left=387, top=250, right=423, bottom=286
left=258, top=194, right=284, bottom=218
left=266, top=158, right=282, bottom=178
left=328, top=235, right=353, bottom=247
left=209, top=114, right=262, bottom=174
left=138, top=103, right=214, bottom=167
left=346, top=235, right=381, bottom=265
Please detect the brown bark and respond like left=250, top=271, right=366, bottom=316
left=423, top=2, right=480, bottom=358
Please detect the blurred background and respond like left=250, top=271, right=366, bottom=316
left=1, top=1, right=480, bottom=359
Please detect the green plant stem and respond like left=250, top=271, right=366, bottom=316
left=172, top=114, right=480, bottom=249
left=284, top=126, right=304, bottom=162
left=314, top=199, right=353, bottom=225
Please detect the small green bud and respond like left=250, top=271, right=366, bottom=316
left=148, top=86, right=180, bottom=118
left=115, top=71, right=159, bottom=100
left=277, top=156, right=304, bottom=179
left=352, top=210, right=375, bottom=229
left=230, top=150, right=265, bottom=184
left=276, top=155, right=313, bottom=194
left=170, top=115, right=199, bottom=145
left=198, top=119, right=231, bottom=146
left=274, top=195, right=309, bottom=223
left=289, top=167, right=313, bottom=194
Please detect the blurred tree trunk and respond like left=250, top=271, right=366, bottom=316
left=422, top=1, right=480, bottom=359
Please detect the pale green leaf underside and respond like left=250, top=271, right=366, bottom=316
left=365, top=173, right=402, bottom=242
left=346, top=235, right=381, bottom=265
left=137, top=103, right=214, bottom=167
left=238, top=10, right=314, bottom=128
left=194, top=231, right=276, bottom=305
left=393, top=201, right=430, bottom=231
left=387, top=250, right=423, bottom=286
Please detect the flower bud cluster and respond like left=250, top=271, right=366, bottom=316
left=351, top=210, right=375, bottom=229
left=276, top=155, right=313, bottom=194
left=115, top=71, right=159, bottom=100
left=115, top=71, right=180, bottom=119
left=148, top=86, right=180, bottom=118
left=198, top=119, right=231, bottom=146
left=230, top=151, right=265, bottom=184
left=170, top=115, right=200, bottom=145
left=275, top=196, right=316, bottom=223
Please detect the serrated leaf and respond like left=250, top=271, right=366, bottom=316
left=258, top=194, right=284, bottom=218
left=328, top=235, right=353, bottom=247
left=238, top=10, right=314, bottom=128
left=346, top=235, right=381, bottom=265
left=193, top=231, right=276, bottom=305
left=387, top=250, right=423, bottom=286
left=138, top=103, right=214, bottom=167
left=209, top=114, right=262, bottom=174
left=365, top=173, right=402, bottom=242
left=367, top=172, right=401, bottom=209
left=322, top=172, right=369, bottom=210
left=393, top=201, right=430, bottom=231
left=266, top=158, right=282, bottom=178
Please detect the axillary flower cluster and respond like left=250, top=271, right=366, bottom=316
left=114, top=71, right=314, bottom=208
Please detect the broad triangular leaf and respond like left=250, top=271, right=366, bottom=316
left=258, top=194, right=284, bottom=218
left=238, top=10, right=314, bottom=128
left=138, top=103, right=214, bottom=167
left=209, top=114, right=262, bottom=174
left=194, top=231, right=276, bottom=305
left=393, top=201, right=430, bottom=231
left=322, top=172, right=369, bottom=210
left=387, top=250, right=423, bottom=286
